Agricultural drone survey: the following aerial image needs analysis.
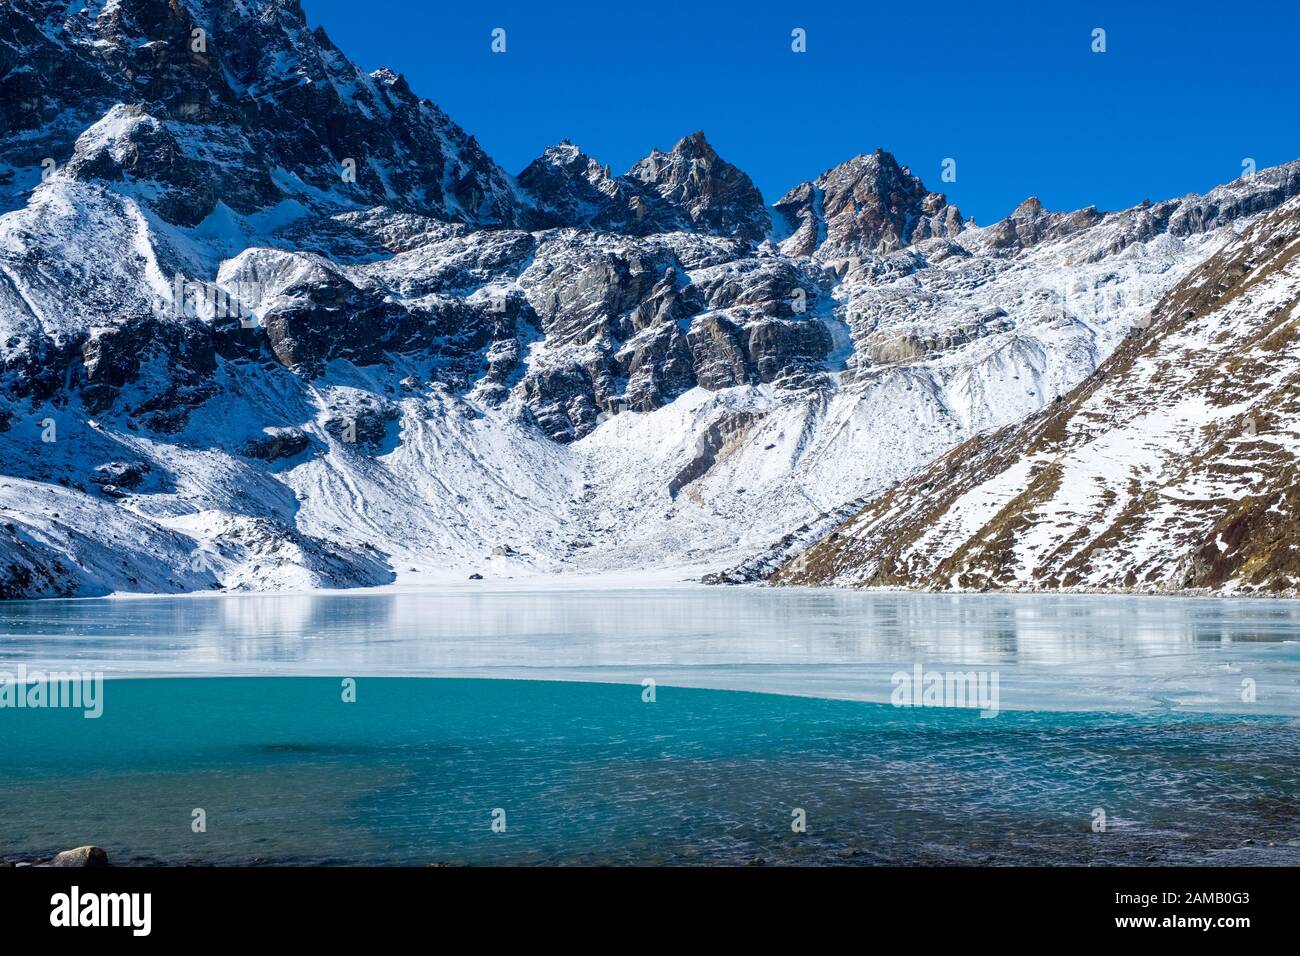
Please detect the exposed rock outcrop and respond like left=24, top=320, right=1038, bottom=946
left=775, top=150, right=962, bottom=258
left=48, top=845, right=109, bottom=867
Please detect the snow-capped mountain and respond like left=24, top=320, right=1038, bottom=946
left=765, top=195, right=1300, bottom=595
left=2, top=0, right=1298, bottom=598
left=1, top=0, right=519, bottom=224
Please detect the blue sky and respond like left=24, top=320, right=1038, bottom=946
left=301, top=0, right=1300, bottom=225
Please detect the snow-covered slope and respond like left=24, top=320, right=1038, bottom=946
left=2, top=0, right=1299, bottom=598
left=769, top=197, right=1300, bottom=596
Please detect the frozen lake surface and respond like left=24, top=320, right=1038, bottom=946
left=3, top=585, right=1300, bottom=715
left=3, top=588, right=1299, bottom=865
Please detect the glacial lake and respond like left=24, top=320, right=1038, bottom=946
left=2, top=587, right=1299, bottom=865
left=3, top=585, right=1300, bottom=713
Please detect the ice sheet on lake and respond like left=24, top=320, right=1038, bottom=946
left=2, top=586, right=1299, bottom=716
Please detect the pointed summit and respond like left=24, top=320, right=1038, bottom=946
left=775, top=149, right=962, bottom=257
left=671, top=130, right=718, bottom=160
left=3, top=0, right=523, bottom=226
left=517, top=141, right=622, bottom=229
left=370, top=68, right=412, bottom=96
left=1012, top=196, right=1046, bottom=219
left=515, top=132, right=770, bottom=240
left=981, top=196, right=1102, bottom=252
left=623, top=131, right=771, bottom=241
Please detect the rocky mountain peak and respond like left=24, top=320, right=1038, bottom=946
left=547, top=139, right=584, bottom=160
left=980, top=195, right=1103, bottom=253
left=671, top=129, right=717, bottom=160
left=1012, top=196, right=1045, bottom=219
left=774, top=148, right=963, bottom=258
left=623, top=131, right=771, bottom=241
left=369, top=67, right=412, bottom=96
left=0, top=0, right=523, bottom=225
left=516, top=131, right=771, bottom=240
left=530, top=140, right=605, bottom=174
left=517, top=140, right=623, bottom=230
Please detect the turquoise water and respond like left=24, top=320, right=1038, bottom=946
left=3, top=677, right=1298, bottom=865
left=4, top=589, right=1300, bottom=865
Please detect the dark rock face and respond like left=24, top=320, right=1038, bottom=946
left=521, top=299, right=834, bottom=437
left=624, top=131, right=772, bottom=241
left=686, top=313, right=831, bottom=390
left=1, top=519, right=75, bottom=599
left=746, top=318, right=833, bottom=385
left=522, top=243, right=684, bottom=347
left=518, top=132, right=771, bottom=241
left=617, top=322, right=696, bottom=412
left=515, top=239, right=835, bottom=441
left=775, top=150, right=962, bottom=257
left=257, top=264, right=520, bottom=386
left=984, top=197, right=1103, bottom=253
left=517, top=249, right=700, bottom=438
left=323, top=394, right=400, bottom=449
left=91, top=460, right=150, bottom=492
left=472, top=292, right=533, bottom=405
left=772, top=182, right=820, bottom=258
left=259, top=273, right=391, bottom=371
left=691, top=259, right=816, bottom=316
left=2, top=0, right=521, bottom=225
left=520, top=367, right=601, bottom=442
left=687, top=314, right=752, bottom=389
left=76, top=316, right=219, bottom=431
left=517, top=142, right=623, bottom=231
left=243, top=428, right=311, bottom=462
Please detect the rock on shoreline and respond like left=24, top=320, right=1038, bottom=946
left=1, top=845, right=110, bottom=868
